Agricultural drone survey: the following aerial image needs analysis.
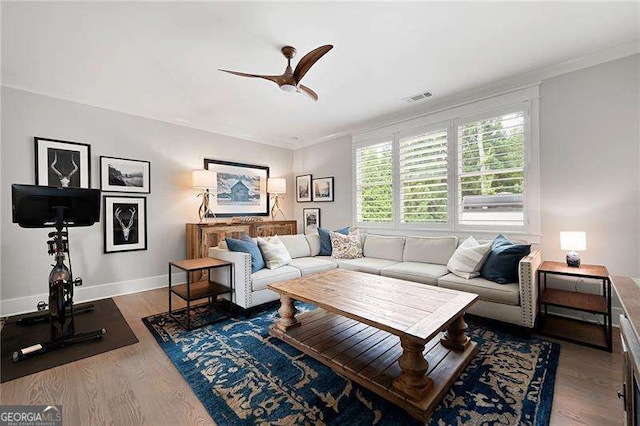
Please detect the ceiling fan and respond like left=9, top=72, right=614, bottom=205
left=219, top=44, right=333, bottom=101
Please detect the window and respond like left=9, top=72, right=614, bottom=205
left=353, top=86, right=539, bottom=234
left=457, top=111, right=525, bottom=227
left=399, top=128, right=448, bottom=224
left=355, top=140, right=393, bottom=223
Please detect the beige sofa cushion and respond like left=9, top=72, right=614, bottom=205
left=403, top=237, right=458, bottom=265
left=251, top=266, right=301, bottom=291
left=380, top=262, right=449, bottom=285
left=289, top=257, right=338, bottom=276
left=363, top=235, right=405, bottom=262
left=437, top=273, right=520, bottom=306
left=340, top=258, right=399, bottom=275
left=305, top=233, right=321, bottom=256
left=278, top=234, right=311, bottom=258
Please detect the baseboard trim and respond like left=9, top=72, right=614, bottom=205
left=0, top=272, right=185, bottom=317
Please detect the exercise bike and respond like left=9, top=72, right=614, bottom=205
left=11, top=184, right=107, bottom=362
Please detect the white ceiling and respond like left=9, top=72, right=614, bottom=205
left=2, top=2, right=639, bottom=149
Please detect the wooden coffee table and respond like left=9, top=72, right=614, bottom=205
left=268, top=269, right=478, bottom=422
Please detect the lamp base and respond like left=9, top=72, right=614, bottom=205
left=566, top=251, right=581, bottom=267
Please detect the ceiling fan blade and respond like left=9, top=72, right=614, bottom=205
left=298, top=84, right=319, bottom=101
left=219, top=69, right=282, bottom=84
left=293, top=45, right=333, bottom=83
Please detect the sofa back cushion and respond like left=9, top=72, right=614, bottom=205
left=403, top=237, right=458, bottom=265
left=305, top=233, right=321, bottom=256
left=278, top=234, right=311, bottom=259
left=363, top=235, right=405, bottom=262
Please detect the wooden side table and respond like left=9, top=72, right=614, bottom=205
left=537, top=261, right=612, bottom=352
left=168, top=258, right=234, bottom=330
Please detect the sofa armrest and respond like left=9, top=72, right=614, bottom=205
left=518, top=249, right=542, bottom=328
left=208, top=247, right=253, bottom=309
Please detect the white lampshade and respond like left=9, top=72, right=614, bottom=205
left=192, top=169, right=216, bottom=189
left=268, top=178, right=287, bottom=194
left=560, top=231, right=587, bottom=251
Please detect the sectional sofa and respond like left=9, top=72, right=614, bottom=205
left=209, top=233, right=542, bottom=329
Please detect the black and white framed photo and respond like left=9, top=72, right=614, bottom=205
left=204, top=159, right=270, bottom=217
left=296, top=174, right=312, bottom=203
left=35, top=137, right=91, bottom=188
left=100, top=156, right=150, bottom=193
left=104, top=196, right=147, bottom=253
left=303, top=208, right=321, bottom=234
left=312, top=177, right=334, bottom=202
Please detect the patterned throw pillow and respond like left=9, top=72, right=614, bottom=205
left=257, top=235, right=292, bottom=269
left=330, top=230, right=363, bottom=259
left=446, top=236, right=492, bottom=279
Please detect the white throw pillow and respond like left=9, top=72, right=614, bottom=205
left=257, top=235, right=292, bottom=269
left=446, top=236, right=492, bottom=279
left=330, top=230, right=363, bottom=259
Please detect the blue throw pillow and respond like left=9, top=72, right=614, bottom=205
left=226, top=235, right=265, bottom=273
left=480, top=234, right=531, bottom=284
left=318, top=227, right=349, bottom=256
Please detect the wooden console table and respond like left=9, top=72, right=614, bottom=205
left=537, top=261, right=612, bottom=352
left=186, top=220, right=297, bottom=281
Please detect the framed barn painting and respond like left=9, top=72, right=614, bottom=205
left=100, top=156, right=151, bottom=194
left=312, top=177, right=334, bottom=202
left=204, top=159, right=270, bottom=217
left=35, top=137, right=91, bottom=188
left=104, top=196, right=147, bottom=253
left=296, top=174, right=312, bottom=203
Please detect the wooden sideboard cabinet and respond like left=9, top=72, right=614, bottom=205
left=186, top=220, right=297, bottom=281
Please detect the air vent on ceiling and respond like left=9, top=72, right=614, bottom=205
left=403, top=91, right=433, bottom=103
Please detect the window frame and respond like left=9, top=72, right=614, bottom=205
left=352, top=86, right=541, bottom=237
left=353, top=135, right=396, bottom=228
left=395, top=121, right=452, bottom=231
left=454, top=104, right=529, bottom=233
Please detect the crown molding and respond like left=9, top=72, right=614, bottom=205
left=0, top=82, right=296, bottom=150
left=294, top=39, right=640, bottom=150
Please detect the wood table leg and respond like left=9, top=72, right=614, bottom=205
left=275, top=295, right=300, bottom=331
left=392, top=337, right=433, bottom=401
left=441, top=314, right=470, bottom=351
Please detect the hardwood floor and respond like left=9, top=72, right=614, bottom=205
left=0, top=287, right=624, bottom=425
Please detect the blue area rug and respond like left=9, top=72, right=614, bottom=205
left=142, top=304, right=559, bottom=425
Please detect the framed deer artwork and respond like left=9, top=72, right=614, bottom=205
left=103, top=196, right=147, bottom=253
left=35, top=137, right=91, bottom=189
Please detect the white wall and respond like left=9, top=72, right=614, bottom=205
left=540, top=54, right=640, bottom=278
left=292, top=135, right=353, bottom=232
left=293, top=55, right=640, bottom=279
left=0, top=87, right=293, bottom=315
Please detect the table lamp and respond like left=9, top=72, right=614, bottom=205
left=192, top=169, right=217, bottom=222
left=267, top=178, right=286, bottom=220
left=560, top=231, right=586, bottom=267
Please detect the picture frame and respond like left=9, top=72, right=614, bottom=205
left=296, top=174, right=312, bottom=203
left=303, top=208, right=321, bottom=234
left=34, top=137, right=91, bottom=188
left=100, top=156, right=151, bottom=194
left=204, top=159, right=270, bottom=217
left=104, top=196, right=147, bottom=253
left=312, top=177, right=334, bottom=202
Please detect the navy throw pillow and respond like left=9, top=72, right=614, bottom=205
left=318, top=227, right=349, bottom=256
left=481, top=234, right=531, bottom=284
left=226, top=234, right=265, bottom=273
